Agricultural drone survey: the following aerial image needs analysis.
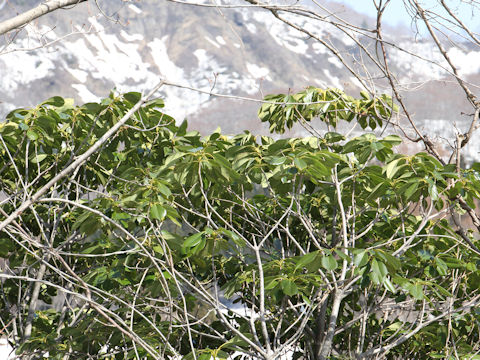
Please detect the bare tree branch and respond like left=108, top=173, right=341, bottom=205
left=0, top=0, right=87, bottom=36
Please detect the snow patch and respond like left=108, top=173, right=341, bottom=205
left=0, top=338, right=14, bottom=360
left=204, top=36, right=221, bottom=49
left=67, top=68, right=88, bottom=83
left=246, top=23, right=257, bottom=34
left=87, top=16, right=105, bottom=32
left=312, top=42, right=327, bottom=54
left=72, top=84, right=100, bottom=103
left=128, top=4, right=142, bottom=14
left=421, top=118, right=480, bottom=163
left=328, top=57, right=342, bottom=68
left=62, top=33, right=152, bottom=86
left=349, top=76, right=363, bottom=89
left=192, top=49, right=260, bottom=95
left=193, top=49, right=210, bottom=69
left=323, top=69, right=343, bottom=89
left=120, top=30, right=144, bottom=42
left=246, top=62, right=270, bottom=79
left=149, top=37, right=185, bottom=81
left=216, top=36, right=226, bottom=45
left=251, top=11, right=308, bottom=54
left=447, top=47, right=480, bottom=76
left=0, top=48, right=56, bottom=92
left=389, top=41, right=447, bottom=80
left=315, top=78, right=328, bottom=88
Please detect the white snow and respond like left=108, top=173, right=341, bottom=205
left=71, top=84, right=100, bottom=103
left=349, top=76, right=363, bottom=89
left=390, top=41, right=480, bottom=83
left=193, top=49, right=209, bottom=67
left=120, top=30, right=144, bottom=42
left=0, top=102, right=16, bottom=116
left=148, top=37, right=206, bottom=119
left=447, top=47, right=480, bottom=76
left=338, top=33, right=355, bottom=47
left=246, top=22, right=257, bottom=34
left=251, top=11, right=309, bottom=54
left=149, top=37, right=185, bottom=80
left=87, top=16, right=105, bottom=32
left=128, top=4, right=142, bottom=14
left=312, top=42, right=327, bottom=54
left=204, top=36, right=221, bottom=49
left=328, top=56, right=343, bottom=68
left=315, top=78, right=328, bottom=88
left=420, top=118, right=480, bottom=163
left=323, top=69, right=343, bottom=89
left=0, top=43, right=56, bottom=92
left=216, top=36, right=226, bottom=45
left=63, top=35, right=151, bottom=84
left=0, top=339, right=13, bottom=360
left=389, top=41, right=447, bottom=80
left=67, top=68, right=88, bottom=83
left=246, top=62, right=270, bottom=79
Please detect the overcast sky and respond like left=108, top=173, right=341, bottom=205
left=339, top=0, right=479, bottom=30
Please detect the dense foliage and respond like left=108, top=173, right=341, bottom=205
left=1, top=89, right=480, bottom=359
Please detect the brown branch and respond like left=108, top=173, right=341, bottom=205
left=461, top=108, right=480, bottom=148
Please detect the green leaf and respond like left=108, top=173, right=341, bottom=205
left=383, top=277, right=397, bottom=294
left=183, top=232, right=204, bottom=250
left=0, top=238, right=14, bottom=257
left=354, top=250, right=369, bottom=267
left=384, top=159, right=400, bottom=179
left=145, top=98, right=165, bottom=108
left=294, top=157, right=307, bottom=170
left=31, top=154, right=47, bottom=164
left=430, top=283, right=452, bottom=297
left=324, top=132, right=345, bottom=143
left=268, top=156, right=287, bottom=165
left=26, top=129, right=38, bottom=141
left=156, top=182, right=172, bottom=198
left=360, top=91, right=370, bottom=100
left=408, top=282, right=424, bottom=300
left=405, top=182, right=419, bottom=199
left=264, top=279, right=279, bottom=290
left=334, top=249, right=349, bottom=261
left=124, top=92, right=142, bottom=104
left=41, top=96, right=65, bottom=107
left=428, top=182, right=439, bottom=201
left=370, top=259, right=388, bottom=284
left=321, top=254, right=338, bottom=271
left=374, top=250, right=401, bottom=271
left=281, top=279, right=299, bottom=296
left=295, top=251, right=318, bottom=270
left=149, top=204, right=166, bottom=220
left=435, top=257, right=448, bottom=276
left=382, top=135, right=402, bottom=145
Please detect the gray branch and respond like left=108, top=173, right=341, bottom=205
left=0, top=0, right=87, bottom=35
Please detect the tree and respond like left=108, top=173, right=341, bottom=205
left=1, top=87, right=480, bottom=359
left=2, top=0, right=480, bottom=359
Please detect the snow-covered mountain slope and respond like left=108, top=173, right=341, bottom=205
left=0, top=0, right=479, bottom=161
left=0, top=1, right=368, bottom=119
